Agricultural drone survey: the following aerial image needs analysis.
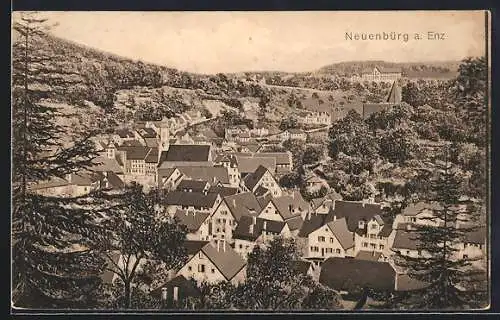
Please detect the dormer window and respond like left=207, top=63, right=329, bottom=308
left=358, top=221, right=365, bottom=229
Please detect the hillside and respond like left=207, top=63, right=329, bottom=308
left=317, top=60, right=460, bottom=78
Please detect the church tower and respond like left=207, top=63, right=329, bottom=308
left=158, top=121, right=170, bottom=164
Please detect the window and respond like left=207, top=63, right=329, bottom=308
left=222, top=219, right=226, bottom=224
left=318, top=236, right=325, bottom=242
left=198, top=264, right=205, bottom=273
left=358, top=221, right=365, bottom=229
left=330, top=237, right=334, bottom=243
left=211, top=268, right=215, bottom=274
left=239, top=244, right=243, bottom=249
left=370, top=234, right=376, bottom=239
left=216, top=228, right=220, bottom=233
left=406, top=250, right=410, bottom=255
left=188, top=266, right=192, bottom=271
left=370, top=243, right=376, bottom=249
left=363, top=242, right=368, bottom=248
left=371, top=224, right=378, bottom=230
left=198, top=252, right=204, bottom=259
left=379, top=245, right=385, bottom=250
left=463, top=254, right=469, bottom=259
left=336, top=249, right=341, bottom=254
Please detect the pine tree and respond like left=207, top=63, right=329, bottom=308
left=391, top=148, right=487, bottom=310
left=101, top=183, right=188, bottom=309
left=12, top=12, right=111, bottom=308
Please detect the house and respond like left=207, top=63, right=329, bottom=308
left=297, top=110, right=331, bottom=126
left=134, top=127, right=158, bottom=147
left=174, top=209, right=211, bottom=241
left=225, top=124, right=250, bottom=141
left=239, top=143, right=262, bottom=153
left=360, top=66, right=402, bottom=82
left=98, top=171, right=126, bottom=192
left=113, top=128, right=136, bottom=144
left=177, top=166, right=230, bottom=186
left=235, top=132, right=251, bottom=143
left=354, top=250, right=385, bottom=262
left=281, top=129, right=307, bottom=141
left=150, top=275, right=201, bottom=308
left=305, top=175, right=328, bottom=191
left=459, top=226, right=486, bottom=262
left=206, top=196, right=240, bottom=246
left=279, top=190, right=311, bottom=221
left=91, top=154, right=124, bottom=175
left=310, top=191, right=342, bottom=215
left=232, top=215, right=288, bottom=259
left=353, top=214, right=392, bottom=258
left=116, top=144, right=158, bottom=183
left=223, top=192, right=263, bottom=222
left=390, top=222, right=487, bottom=263
left=319, top=257, right=396, bottom=294
left=214, top=154, right=239, bottom=187
left=256, top=194, right=304, bottom=236
left=249, top=123, right=269, bottom=137
left=177, top=241, right=247, bottom=285
left=158, top=145, right=212, bottom=169
left=327, top=200, right=391, bottom=257
left=163, top=191, right=222, bottom=216
left=393, top=201, right=444, bottom=228
left=255, top=152, right=293, bottom=174
left=176, top=180, right=210, bottom=193
left=302, top=217, right=355, bottom=265
left=235, top=154, right=277, bottom=177
left=242, top=165, right=282, bottom=197
left=158, top=168, right=183, bottom=190
left=207, top=185, right=239, bottom=197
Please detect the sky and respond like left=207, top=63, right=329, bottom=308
left=14, top=11, right=487, bottom=74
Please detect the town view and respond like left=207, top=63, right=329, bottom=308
left=11, top=11, right=489, bottom=311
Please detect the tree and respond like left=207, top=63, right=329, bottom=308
left=101, top=183, right=188, bottom=309
left=328, top=110, right=379, bottom=161
left=235, top=237, right=314, bottom=310
left=302, top=146, right=323, bottom=165
left=301, top=283, right=341, bottom=310
left=392, top=152, right=487, bottom=309
left=279, top=172, right=304, bottom=189
left=12, top=12, right=111, bottom=308
left=379, top=124, right=418, bottom=166
left=279, top=116, right=299, bottom=131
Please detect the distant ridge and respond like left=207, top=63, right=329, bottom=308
left=316, top=60, right=461, bottom=77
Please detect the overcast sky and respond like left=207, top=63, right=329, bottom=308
left=15, top=11, right=487, bottom=74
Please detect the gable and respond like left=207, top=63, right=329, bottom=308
left=258, top=200, right=284, bottom=222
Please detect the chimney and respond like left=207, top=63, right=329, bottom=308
left=233, top=199, right=236, bottom=207
left=173, top=286, right=179, bottom=302
left=252, top=216, right=257, bottom=225
left=263, top=221, right=267, bottom=230
left=223, top=241, right=226, bottom=252
left=249, top=224, right=254, bottom=234
left=217, top=240, right=221, bottom=252
left=161, top=287, right=168, bottom=301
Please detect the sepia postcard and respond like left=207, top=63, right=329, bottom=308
left=11, top=10, right=491, bottom=312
